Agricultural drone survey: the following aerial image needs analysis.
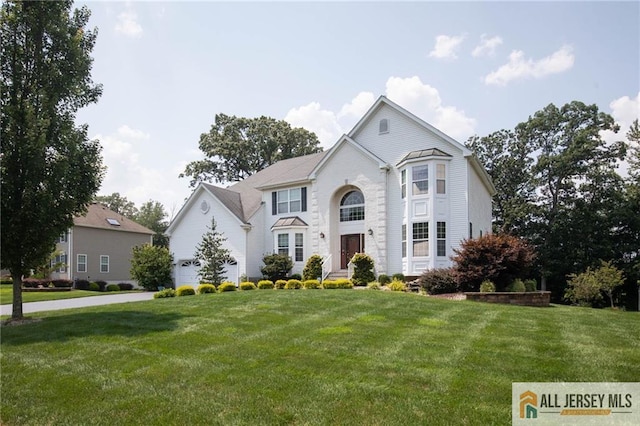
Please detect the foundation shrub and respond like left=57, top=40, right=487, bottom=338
left=176, top=285, right=196, bottom=296
left=285, top=279, right=302, bottom=290
left=387, top=279, right=406, bottom=292
left=240, top=281, right=257, bottom=291
left=218, top=282, right=237, bottom=292
left=377, top=274, right=391, bottom=285
left=74, top=279, right=90, bottom=290
left=351, top=253, right=375, bottom=286
left=197, top=284, right=216, bottom=294
left=117, top=283, right=134, bottom=291
left=88, top=282, right=100, bottom=292
left=257, top=280, right=274, bottom=290
left=303, top=279, right=321, bottom=289
left=507, top=279, right=526, bottom=292
left=480, top=280, right=496, bottom=293
left=418, top=268, right=458, bottom=295
left=302, top=254, right=323, bottom=281
left=275, top=280, right=287, bottom=289
left=106, top=284, right=120, bottom=292
left=154, top=288, right=176, bottom=298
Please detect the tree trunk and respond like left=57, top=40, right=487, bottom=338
left=12, top=275, right=24, bottom=319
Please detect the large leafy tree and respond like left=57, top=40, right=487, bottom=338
left=94, top=192, right=138, bottom=218
left=136, top=200, right=169, bottom=247
left=130, top=244, right=173, bottom=291
left=516, top=101, right=624, bottom=296
left=1, top=1, right=103, bottom=319
left=467, top=129, right=535, bottom=234
left=181, top=114, right=322, bottom=186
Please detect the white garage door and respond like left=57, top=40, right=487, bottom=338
left=222, top=258, right=239, bottom=285
left=178, top=260, right=201, bottom=288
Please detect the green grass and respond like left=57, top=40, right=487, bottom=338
left=0, top=285, right=139, bottom=304
left=1, top=291, right=638, bottom=425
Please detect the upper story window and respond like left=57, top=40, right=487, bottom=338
left=436, top=164, right=446, bottom=194
left=379, top=118, right=389, bottom=134
left=412, top=165, right=428, bottom=196
left=340, top=190, right=365, bottom=222
left=272, top=187, right=307, bottom=215
left=58, top=232, right=68, bottom=243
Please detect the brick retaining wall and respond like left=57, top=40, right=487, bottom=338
left=464, top=291, right=551, bottom=307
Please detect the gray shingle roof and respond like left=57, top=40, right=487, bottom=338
left=398, top=148, right=452, bottom=164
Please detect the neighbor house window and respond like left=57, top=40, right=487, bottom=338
left=401, top=170, right=406, bottom=199
left=295, top=233, right=304, bottom=262
left=273, top=188, right=307, bottom=215
left=100, top=255, right=109, bottom=273
left=52, top=253, right=67, bottom=273
left=402, top=224, right=407, bottom=258
left=277, top=234, right=289, bottom=256
left=436, top=164, right=446, bottom=194
left=412, top=165, right=428, bottom=195
left=77, top=254, right=87, bottom=273
left=437, top=222, right=446, bottom=256
left=58, top=232, right=68, bottom=243
left=340, top=190, right=365, bottom=222
left=413, top=222, right=429, bottom=257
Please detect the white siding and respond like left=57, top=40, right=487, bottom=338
left=468, top=164, right=493, bottom=238
left=169, top=189, right=247, bottom=286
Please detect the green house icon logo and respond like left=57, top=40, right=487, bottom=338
left=520, top=391, right=538, bottom=419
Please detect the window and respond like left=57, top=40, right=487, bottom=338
left=436, top=164, right=446, bottom=194
left=402, top=224, right=407, bottom=258
left=469, top=223, right=473, bottom=239
left=273, top=188, right=306, bottom=215
left=277, top=234, right=289, bottom=256
left=52, top=253, right=66, bottom=273
left=106, top=218, right=120, bottom=226
left=413, top=222, right=429, bottom=257
left=58, top=232, right=68, bottom=243
left=379, top=118, right=389, bottom=134
left=340, top=190, right=365, bottom=222
left=77, top=254, right=87, bottom=273
left=412, top=165, right=428, bottom=195
left=401, top=170, right=406, bottom=199
left=100, top=255, right=109, bottom=273
left=437, top=222, right=446, bottom=256
left=295, top=233, right=304, bottom=262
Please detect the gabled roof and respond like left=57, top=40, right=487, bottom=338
left=74, top=203, right=154, bottom=235
left=238, top=151, right=328, bottom=190
left=310, top=135, right=388, bottom=178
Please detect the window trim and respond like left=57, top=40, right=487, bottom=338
left=77, top=254, right=87, bottom=273
left=436, top=164, right=446, bottom=195
left=401, top=224, right=407, bottom=258
left=273, top=187, right=307, bottom=215
left=412, top=222, right=429, bottom=257
left=437, top=222, right=446, bottom=257
left=379, top=118, right=389, bottom=134
left=100, top=255, right=109, bottom=273
left=412, top=165, right=429, bottom=196
left=295, top=233, right=304, bottom=262
left=401, top=169, right=406, bottom=199
left=339, top=190, right=365, bottom=222
left=277, top=233, right=289, bottom=256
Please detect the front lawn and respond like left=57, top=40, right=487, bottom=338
left=1, top=291, right=638, bottom=425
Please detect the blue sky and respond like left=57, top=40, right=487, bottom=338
left=75, top=1, right=640, bottom=217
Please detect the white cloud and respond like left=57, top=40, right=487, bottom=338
left=472, top=34, right=503, bottom=57
left=600, top=92, right=639, bottom=177
left=94, top=125, right=190, bottom=212
left=428, top=34, right=466, bottom=60
left=284, top=102, right=344, bottom=148
left=385, top=76, right=477, bottom=140
left=115, top=6, right=143, bottom=38
left=338, top=92, right=376, bottom=119
left=484, top=45, right=574, bottom=86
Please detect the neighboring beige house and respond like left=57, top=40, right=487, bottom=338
left=168, top=96, right=496, bottom=287
left=51, top=203, right=154, bottom=284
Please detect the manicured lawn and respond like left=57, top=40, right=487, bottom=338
left=1, top=290, right=638, bottom=425
left=0, top=285, right=139, bottom=305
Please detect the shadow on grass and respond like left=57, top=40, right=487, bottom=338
left=0, top=310, right=188, bottom=346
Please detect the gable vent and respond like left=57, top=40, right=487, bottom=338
left=379, top=118, right=389, bottom=134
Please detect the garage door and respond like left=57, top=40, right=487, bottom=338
left=222, top=258, right=238, bottom=285
left=178, top=260, right=201, bottom=288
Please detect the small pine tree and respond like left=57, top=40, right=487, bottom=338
left=194, top=218, right=231, bottom=287
left=303, top=254, right=323, bottom=281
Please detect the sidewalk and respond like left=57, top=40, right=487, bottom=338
left=0, top=292, right=156, bottom=316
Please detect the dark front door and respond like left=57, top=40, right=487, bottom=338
left=341, top=234, right=363, bottom=269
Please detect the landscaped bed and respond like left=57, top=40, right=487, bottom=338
left=1, top=290, right=638, bottom=425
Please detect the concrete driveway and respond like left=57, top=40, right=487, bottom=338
left=1, top=292, right=156, bottom=316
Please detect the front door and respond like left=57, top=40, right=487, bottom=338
left=341, top=234, right=363, bottom=269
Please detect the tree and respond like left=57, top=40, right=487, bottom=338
left=627, top=119, right=640, bottom=180
left=467, top=129, right=535, bottom=234
left=452, top=233, right=536, bottom=292
left=1, top=1, right=103, bottom=319
left=302, top=254, right=323, bottom=281
left=260, top=253, right=293, bottom=282
left=130, top=244, right=174, bottom=291
left=95, top=192, right=138, bottom=218
left=564, top=261, right=625, bottom=308
left=135, top=200, right=169, bottom=247
left=194, top=218, right=231, bottom=286
left=180, top=114, right=322, bottom=186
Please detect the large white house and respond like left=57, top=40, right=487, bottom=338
left=167, top=96, right=495, bottom=286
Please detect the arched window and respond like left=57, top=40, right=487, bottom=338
left=340, top=190, right=365, bottom=222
